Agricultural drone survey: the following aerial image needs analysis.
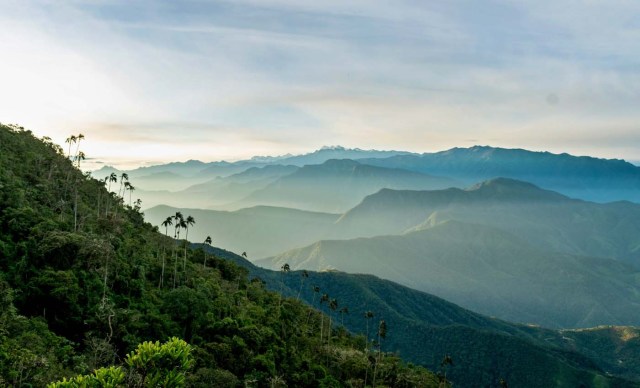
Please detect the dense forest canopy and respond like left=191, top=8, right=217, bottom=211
left=0, top=125, right=440, bottom=387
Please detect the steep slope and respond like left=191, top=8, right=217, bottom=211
left=145, top=204, right=339, bottom=259
left=337, top=178, right=640, bottom=266
left=261, top=220, right=640, bottom=328
left=360, top=145, right=640, bottom=203
left=210, top=247, right=640, bottom=387
left=0, top=124, right=440, bottom=387
left=232, top=159, right=460, bottom=213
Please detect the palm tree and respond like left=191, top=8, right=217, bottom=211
left=106, top=173, right=117, bottom=216
left=373, top=319, right=387, bottom=388
left=305, top=285, right=321, bottom=327
left=339, top=306, right=349, bottom=327
left=365, top=311, right=375, bottom=348
left=439, top=354, right=454, bottom=387
left=76, top=151, right=85, bottom=168
left=173, top=213, right=185, bottom=288
left=117, top=173, right=129, bottom=198
left=159, top=216, right=173, bottom=289
left=162, top=216, right=173, bottom=236
left=173, top=212, right=183, bottom=238
left=74, top=133, right=84, bottom=162
left=297, top=270, right=309, bottom=300
left=65, top=135, right=77, bottom=159
left=203, top=236, right=212, bottom=268
left=182, top=215, right=195, bottom=279
left=328, top=298, right=338, bottom=346
left=319, top=293, right=329, bottom=343
left=127, top=183, right=135, bottom=207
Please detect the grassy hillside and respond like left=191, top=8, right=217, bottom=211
left=262, top=220, right=640, bottom=328
left=0, top=125, right=440, bottom=387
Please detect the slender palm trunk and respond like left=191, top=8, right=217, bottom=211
left=183, top=228, right=189, bottom=282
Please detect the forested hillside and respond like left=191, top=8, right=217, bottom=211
left=0, top=125, right=439, bottom=387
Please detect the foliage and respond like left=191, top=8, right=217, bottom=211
left=0, top=124, right=439, bottom=386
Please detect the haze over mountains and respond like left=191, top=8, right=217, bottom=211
left=117, top=145, right=640, bottom=329
left=5, top=125, right=640, bottom=387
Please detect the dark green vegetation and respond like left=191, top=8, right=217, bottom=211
left=209, top=247, right=640, bottom=387
left=0, top=125, right=440, bottom=387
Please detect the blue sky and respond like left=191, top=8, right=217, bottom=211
left=1, top=0, right=639, bottom=168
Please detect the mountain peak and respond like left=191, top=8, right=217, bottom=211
left=319, top=145, right=348, bottom=151
left=467, top=177, right=568, bottom=200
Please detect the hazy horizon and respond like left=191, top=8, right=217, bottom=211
left=2, top=1, right=640, bottom=168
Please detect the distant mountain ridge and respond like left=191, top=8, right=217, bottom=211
left=335, top=178, right=640, bottom=266
left=360, top=145, right=640, bottom=203
left=260, top=218, right=640, bottom=328
left=228, top=159, right=459, bottom=213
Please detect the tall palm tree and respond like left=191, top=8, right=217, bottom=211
left=339, top=306, right=349, bottom=327
left=319, top=293, right=329, bottom=343
left=106, top=173, right=117, bottom=216
left=65, top=135, right=77, bottom=159
left=159, top=216, right=173, bottom=288
left=76, top=151, right=86, bottom=168
left=172, top=213, right=186, bottom=288
left=162, top=216, right=173, bottom=236
left=373, top=319, right=388, bottom=388
left=203, top=236, right=212, bottom=268
left=365, top=311, right=375, bottom=348
left=182, top=215, right=195, bottom=278
left=297, top=270, right=309, bottom=300
left=126, top=183, right=135, bottom=207
left=306, top=285, right=321, bottom=327
left=328, top=298, right=338, bottom=346
left=74, top=133, right=84, bottom=162
left=117, top=173, right=129, bottom=198
left=173, top=212, right=183, bottom=238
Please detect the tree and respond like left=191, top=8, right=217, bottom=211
left=328, top=298, right=338, bottom=346
left=297, top=270, right=309, bottom=300
left=319, top=293, right=329, bottom=343
left=438, top=355, right=454, bottom=388
left=173, top=212, right=185, bottom=288
left=203, top=236, right=212, bottom=268
left=339, top=307, right=349, bottom=327
left=370, top=319, right=387, bottom=388
left=117, top=173, right=129, bottom=198
left=106, top=173, right=117, bottom=216
left=182, top=215, right=195, bottom=280
left=127, top=183, right=135, bottom=207
left=75, top=151, right=85, bottom=168
left=364, top=311, right=374, bottom=348
left=48, top=337, right=194, bottom=388
left=64, top=135, right=76, bottom=159
left=160, top=217, right=173, bottom=289
left=74, top=133, right=84, bottom=164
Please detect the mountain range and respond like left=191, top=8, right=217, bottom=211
left=4, top=125, right=640, bottom=387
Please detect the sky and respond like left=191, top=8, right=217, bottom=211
left=1, top=0, right=639, bottom=169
